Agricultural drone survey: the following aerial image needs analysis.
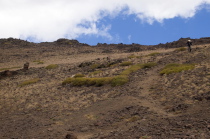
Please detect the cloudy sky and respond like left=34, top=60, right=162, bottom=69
left=0, top=0, right=210, bottom=45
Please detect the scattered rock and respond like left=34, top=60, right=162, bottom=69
left=23, top=62, right=29, bottom=71
left=65, top=133, right=77, bottom=139
left=80, top=127, right=90, bottom=132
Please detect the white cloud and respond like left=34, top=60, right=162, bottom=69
left=0, top=0, right=210, bottom=42
left=128, top=35, right=131, bottom=41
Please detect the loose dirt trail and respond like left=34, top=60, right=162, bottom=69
left=136, top=66, right=176, bottom=117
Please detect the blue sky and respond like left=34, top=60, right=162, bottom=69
left=0, top=0, right=210, bottom=45
left=78, top=8, right=210, bottom=45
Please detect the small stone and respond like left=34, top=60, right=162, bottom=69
left=207, top=125, right=210, bottom=130
left=65, top=133, right=77, bottom=139
left=80, top=127, right=89, bottom=132
left=184, top=124, right=192, bottom=129
left=23, top=62, right=29, bottom=71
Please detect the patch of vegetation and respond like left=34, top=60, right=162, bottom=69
left=147, top=52, right=160, bottom=56
left=128, top=54, right=136, bottom=59
left=0, top=66, right=21, bottom=71
left=120, top=61, right=133, bottom=66
left=62, top=77, right=112, bottom=87
left=160, top=63, right=195, bottom=75
left=141, top=62, right=157, bottom=69
left=175, top=47, right=187, bottom=51
left=63, top=62, right=157, bottom=87
left=126, top=115, right=141, bottom=122
left=136, top=56, right=143, bottom=58
left=74, top=74, right=85, bottom=78
left=33, top=60, right=44, bottom=64
left=19, top=78, right=40, bottom=87
left=121, top=64, right=141, bottom=75
left=84, top=114, right=97, bottom=120
left=90, top=63, right=100, bottom=69
left=111, top=75, right=128, bottom=86
left=45, top=64, right=58, bottom=69
left=140, top=135, right=152, bottom=139
left=128, top=54, right=143, bottom=59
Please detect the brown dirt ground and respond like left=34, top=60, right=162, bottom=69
left=0, top=43, right=210, bottom=139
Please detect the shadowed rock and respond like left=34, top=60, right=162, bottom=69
left=65, top=133, right=77, bottom=139
left=23, top=62, right=29, bottom=71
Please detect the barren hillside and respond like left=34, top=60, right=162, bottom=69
left=0, top=38, right=210, bottom=139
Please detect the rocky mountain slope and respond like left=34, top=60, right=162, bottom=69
left=0, top=38, right=210, bottom=139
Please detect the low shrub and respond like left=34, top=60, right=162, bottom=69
left=111, top=75, right=128, bottom=86
left=0, top=66, right=21, bottom=71
left=128, top=54, right=136, bottom=59
left=90, top=64, right=100, bottom=69
left=19, top=78, right=40, bottom=87
left=121, top=62, right=156, bottom=75
left=141, top=62, right=157, bottom=69
left=120, top=61, right=133, bottom=66
left=160, top=63, right=195, bottom=75
left=147, top=52, right=160, bottom=56
left=45, top=64, right=58, bottom=69
left=62, top=77, right=112, bottom=87
left=63, top=62, right=157, bottom=87
left=92, top=77, right=113, bottom=86
left=33, top=60, right=44, bottom=64
left=121, top=64, right=141, bottom=75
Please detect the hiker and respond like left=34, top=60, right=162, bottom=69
left=186, top=40, right=192, bottom=52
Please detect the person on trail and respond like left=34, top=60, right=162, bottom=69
left=186, top=40, right=192, bottom=52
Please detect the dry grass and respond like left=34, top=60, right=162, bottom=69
left=45, top=64, right=58, bottom=69
left=120, top=61, right=133, bottom=66
left=62, top=77, right=113, bottom=87
left=90, top=64, right=100, bottom=69
left=0, top=66, right=21, bottom=71
left=160, top=63, right=195, bottom=75
left=125, top=115, right=140, bottom=122
left=19, top=78, right=40, bottom=87
left=128, top=54, right=136, bottom=59
left=147, top=52, right=160, bottom=56
left=111, top=75, right=128, bottom=86
left=62, top=62, right=157, bottom=87
left=33, top=60, right=44, bottom=64
left=74, top=74, right=85, bottom=78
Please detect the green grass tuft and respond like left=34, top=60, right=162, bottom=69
left=160, top=63, right=195, bottom=75
left=19, top=78, right=40, bottom=87
left=0, top=66, right=21, bottom=71
left=147, top=52, right=160, bottom=56
left=120, top=61, right=133, bottom=66
left=111, top=75, right=128, bottom=86
left=62, top=77, right=113, bottom=87
left=45, top=64, right=58, bottom=69
left=33, top=60, right=44, bottom=64
left=74, top=74, right=85, bottom=78
left=141, top=62, right=157, bottom=69
left=128, top=54, right=136, bottom=59
left=90, top=64, right=100, bottom=69
left=63, top=62, right=157, bottom=87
